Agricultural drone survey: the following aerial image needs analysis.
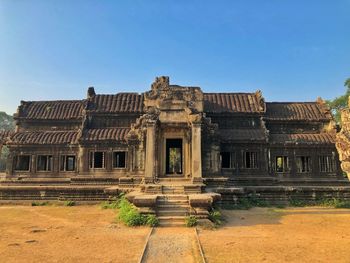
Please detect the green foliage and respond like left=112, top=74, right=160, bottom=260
left=288, top=197, right=350, bottom=208
left=0, top=146, right=9, bottom=171
left=117, top=196, right=158, bottom=227
left=101, top=193, right=125, bottom=209
left=318, top=198, right=350, bottom=208
left=326, top=77, right=350, bottom=124
left=101, top=200, right=119, bottom=209
left=145, top=214, right=159, bottom=227
left=0, top=112, right=14, bottom=131
left=221, top=194, right=270, bottom=210
left=31, top=201, right=49, bottom=206
left=208, top=209, right=222, bottom=226
left=288, top=198, right=307, bottom=207
left=63, top=200, right=75, bottom=206
left=185, top=215, right=198, bottom=227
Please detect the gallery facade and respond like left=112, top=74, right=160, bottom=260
left=0, top=76, right=347, bottom=186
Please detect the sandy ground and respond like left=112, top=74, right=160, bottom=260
left=1, top=206, right=350, bottom=263
left=198, top=207, right=350, bottom=263
left=0, top=205, right=150, bottom=263
left=143, top=227, right=201, bottom=263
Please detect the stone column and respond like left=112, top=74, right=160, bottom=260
left=31, top=154, right=36, bottom=174
left=144, top=121, right=156, bottom=183
left=106, top=151, right=112, bottom=172
left=5, top=151, right=14, bottom=178
left=191, top=123, right=202, bottom=183
left=78, top=146, right=89, bottom=175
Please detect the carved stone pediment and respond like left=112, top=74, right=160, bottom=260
left=144, top=76, right=203, bottom=114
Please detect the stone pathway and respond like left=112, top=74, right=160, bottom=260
left=142, top=227, right=203, bottom=263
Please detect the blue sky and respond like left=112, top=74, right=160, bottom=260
left=0, top=0, right=349, bottom=114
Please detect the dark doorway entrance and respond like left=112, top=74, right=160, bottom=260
left=166, top=139, right=183, bottom=175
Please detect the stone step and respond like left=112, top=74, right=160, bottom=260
left=158, top=194, right=188, bottom=200
left=157, top=204, right=189, bottom=209
left=162, top=190, right=185, bottom=194
left=157, top=200, right=189, bottom=205
left=158, top=177, right=191, bottom=182
left=158, top=220, right=186, bottom=227
left=157, top=209, right=190, bottom=217
left=157, top=216, right=186, bottom=226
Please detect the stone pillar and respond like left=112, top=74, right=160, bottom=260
left=106, top=151, right=113, bottom=172
left=31, top=154, right=36, bottom=174
left=53, top=152, right=59, bottom=175
left=191, top=123, right=202, bottom=183
left=144, top=121, right=156, bottom=183
left=5, top=151, right=14, bottom=177
left=78, top=146, right=89, bottom=175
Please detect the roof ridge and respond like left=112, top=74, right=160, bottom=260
left=204, top=92, right=256, bottom=95
left=266, top=101, right=318, bottom=104
left=23, top=100, right=84, bottom=103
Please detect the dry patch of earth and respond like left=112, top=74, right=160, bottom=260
left=198, top=207, right=350, bottom=263
left=142, top=227, right=202, bottom=263
left=1, top=206, right=350, bottom=263
left=0, top=205, right=149, bottom=263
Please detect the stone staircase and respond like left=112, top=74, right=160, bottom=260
left=156, top=194, right=191, bottom=226
left=129, top=179, right=220, bottom=226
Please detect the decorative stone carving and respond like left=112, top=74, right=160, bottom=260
left=255, top=90, right=266, bottom=112
left=336, top=96, right=350, bottom=180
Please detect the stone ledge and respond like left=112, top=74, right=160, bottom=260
left=188, top=193, right=221, bottom=208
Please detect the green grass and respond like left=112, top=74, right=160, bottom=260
left=185, top=215, right=198, bottom=227
left=287, top=197, right=350, bottom=208
left=100, top=200, right=119, bottom=209
left=208, top=209, right=223, bottom=227
left=221, top=194, right=271, bottom=210
left=117, top=196, right=159, bottom=227
left=63, top=200, right=75, bottom=207
left=31, top=201, right=49, bottom=206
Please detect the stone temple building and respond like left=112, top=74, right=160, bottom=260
left=0, top=76, right=349, bottom=225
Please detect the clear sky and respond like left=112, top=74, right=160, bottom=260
left=0, top=0, right=349, bottom=114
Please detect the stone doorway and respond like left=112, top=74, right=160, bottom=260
left=165, top=138, right=183, bottom=175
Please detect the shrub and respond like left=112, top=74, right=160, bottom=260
left=221, top=196, right=267, bottom=210
left=31, top=201, right=49, bottom=206
left=63, top=200, right=75, bottom=207
left=117, top=197, right=145, bottom=226
left=209, top=209, right=222, bottom=226
left=185, top=215, right=197, bottom=227
left=145, top=214, right=159, bottom=227
left=101, top=200, right=119, bottom=210
left=318, top=198, right=350, bottom=208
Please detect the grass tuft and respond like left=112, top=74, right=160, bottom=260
left=208, top=209, right=223, bottom=227
left=63, top=200, right=75, bottom=207
left=185, top=215, right=198, bottom=227
left=31, top=201, right=49, bottom=206
left=117, top=196, right=158, bottom=227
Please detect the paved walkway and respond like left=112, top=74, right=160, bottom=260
left=142, top=227, right=203, bottom=263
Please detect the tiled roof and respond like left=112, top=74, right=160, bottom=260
left=88, top=93, right=144, bottom=113
left=8, top=131, right=79, bottom=145
left=0, top=130, right=14, bottom=144
left=265, top=102, right=330, bottom=121
left=219, top=129, right=267, bottom=142
left=18, top=100, right=85, bottom=120
left=204, top=93, right=265, bottom=113
left=81, top=128, right=130, bottom=142
left=269, top=133, right=335, bottom=145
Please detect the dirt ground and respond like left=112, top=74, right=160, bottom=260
left=1, top=206, right=350, bottom=263
left=0, top=205, right=150, bottom=263
left=198, top=207, right=350, bottom=263
left=143, top=227, right=201, bottom=263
